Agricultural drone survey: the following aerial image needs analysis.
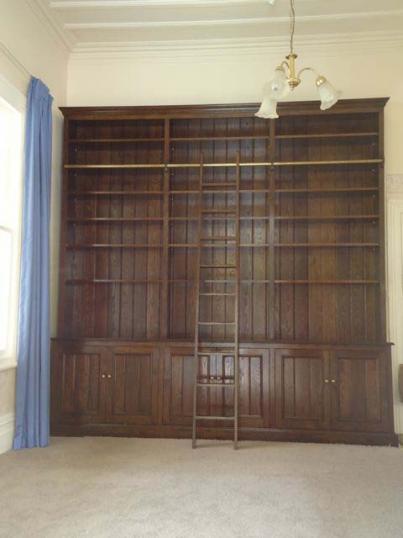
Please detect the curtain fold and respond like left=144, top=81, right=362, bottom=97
left=13, top=77, right=53, bottom=450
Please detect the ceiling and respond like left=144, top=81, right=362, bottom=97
left=33, top=0, right=403, bottom=53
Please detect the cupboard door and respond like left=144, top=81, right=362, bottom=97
left=162, top=347, right=198, bottom=426
left=239, top=349, right=271, bottom=428
left=274, top=348, right=329, bottom=430
left=51, top=344, right=107, bottom=426
left=329, top=349, right=389, bottom=432
left=162, top=347, right=271, bottom=428
left=106, top=347, right=159, bottom=425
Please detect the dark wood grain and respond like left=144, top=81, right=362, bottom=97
left=51, top=99, right=396, bottom=446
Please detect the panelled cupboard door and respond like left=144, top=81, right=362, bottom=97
left=162, top=347, right=197, bottom=426
left=105, top=347, right=159, bottom=425
left=239, top=349, right=271, bottom=428
left=162, top=347, right=271, bottom=427
left=274, top=348, right=329, bottom=430
left=329, top=349, right=389, bottom=432
left=51, top=345, right=107, bottom=426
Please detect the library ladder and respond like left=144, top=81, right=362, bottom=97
left=191, top=155, right=241, bottom=449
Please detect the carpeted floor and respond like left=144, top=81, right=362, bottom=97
left=0, top=438, right=403, bottom=538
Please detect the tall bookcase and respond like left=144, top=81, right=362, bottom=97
left=51, top=99, right=397, bottom=446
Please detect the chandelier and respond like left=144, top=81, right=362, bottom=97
left=256, top=0, right=340, bottom=118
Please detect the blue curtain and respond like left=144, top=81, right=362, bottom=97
left=13, top=77, right=53, bottom=450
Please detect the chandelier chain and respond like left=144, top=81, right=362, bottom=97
left=289, top=0, right=295, bottom=55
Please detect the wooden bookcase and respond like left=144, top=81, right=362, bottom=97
left=51, top=99, right=397, bottom=446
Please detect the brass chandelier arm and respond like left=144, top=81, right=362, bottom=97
left=297, top=66, right=320, bottom=79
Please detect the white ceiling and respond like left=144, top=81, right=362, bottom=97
left=32, top=0, right=403, bottom=53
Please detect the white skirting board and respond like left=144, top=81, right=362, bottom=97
left=0, top=414, right=15, bottom=454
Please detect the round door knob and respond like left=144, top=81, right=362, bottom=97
left=331, top=379, right=336, bottom=384
left=324, top=379, right=329, bottom=383
left=107, top=374, right=112, bottom=379
left=101, top=374, right=106, bottom=379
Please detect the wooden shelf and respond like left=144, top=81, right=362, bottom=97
left=65, top=159, right=383, bottom=170
left=66, top=242, right=379, bottom=249
left=170, top=189, right=270, bottom=194
left=65, top=279, right=206, bottom=284
left=166, top=244, right=271, bottom=248
left=275, top=187, right=378, bottom=194
left=273, top=159, right=382, bottom=167
left=68, top=217, right=164, bottom=223
left=275, top=132, right=378, bottom=140
left=171, top=135, right=270, bottom=141
left=65, top=164, right=165, bottom=169
left=66, top=244, right=163, bottom=249
left=274, top=243, right=379, bottom=248
left=274, top=280, right=380, bottom=285
left=68, top=188, right=377, bottom=197
left=68, top=191, right=163, bottom=196
left=69, top=138, right=164, bottom=143
left=275, top=215, right=379, bottom=221
left=66, top=279, right=163, bottom=284
left=68, top=131, right=378, bottom=144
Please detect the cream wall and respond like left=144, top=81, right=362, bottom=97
left=67, top=41, right=403, bottom=433
left=67, top=44, right=403, bottom=175
left=0, top=0, right=68, bottom=453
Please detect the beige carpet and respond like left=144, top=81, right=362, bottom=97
left=0, top=438, right=402, bottom=538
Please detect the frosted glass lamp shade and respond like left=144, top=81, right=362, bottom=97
left=269, top=67, right=290, bottom=100
left=255, top=93, right=278, bottom=119
left=266, top=0, right=276, bottom=4
left=316, top=76, right=340, bottom=110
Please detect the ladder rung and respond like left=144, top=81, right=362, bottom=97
left=195, top=416, right=235, bottom=421
left=198, top=321, right=235, bottom=325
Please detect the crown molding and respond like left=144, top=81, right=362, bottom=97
left=0, top=42, right=31, bottom=83
left=70, top=31, right=403, bottom=59
left=25, top=0, right=75, bottom=52
left=51, top=0, right=309, bottom=6
left=64, top=9, right=403, bottom=31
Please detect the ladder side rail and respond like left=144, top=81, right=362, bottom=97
left=234, top=152, right=241, bottom=449
left=192, top=153, right=204, bottom=448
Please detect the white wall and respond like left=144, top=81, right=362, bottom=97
left=67, top=41, right=403, bottom=434
left=0, top=0, right=69, bottom=453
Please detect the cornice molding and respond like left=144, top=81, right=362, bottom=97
left=23, top=1, right=403, bottom=58
left=50, top=0, right=315, bottom=6
left=0, top=42, right=30, bottom=83
left=70, top=31, right=403, bottom=58
left=25, top=0, right=75, bottom=52
left=64, top=9, right=403, bottom=31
